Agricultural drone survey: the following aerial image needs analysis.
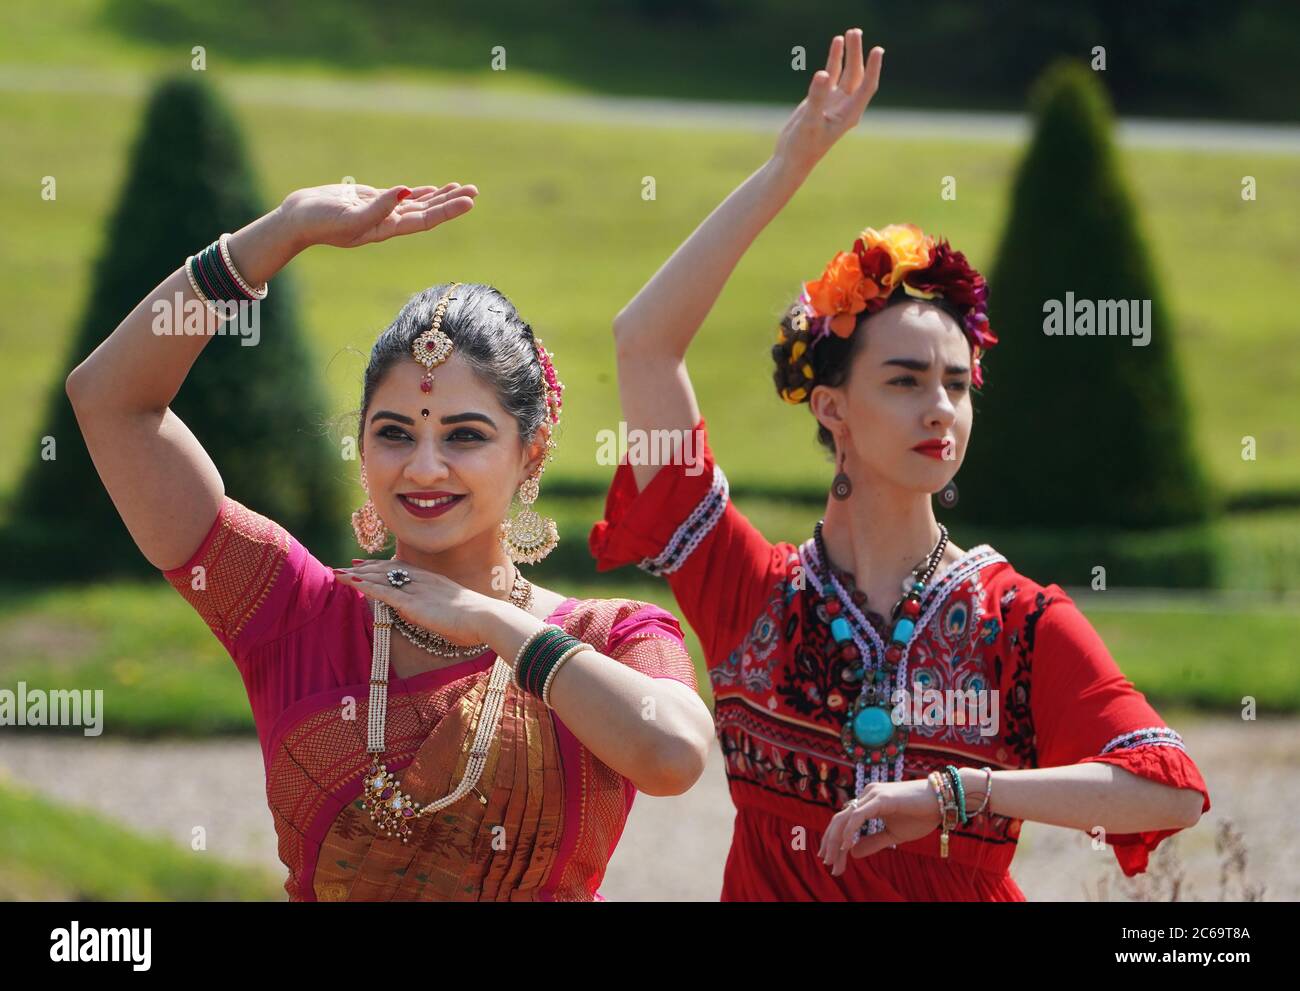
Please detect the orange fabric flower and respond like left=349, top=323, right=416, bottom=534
left=803, top=251, right=882, bottom=337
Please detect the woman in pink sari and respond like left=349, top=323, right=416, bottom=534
left=66, top=181, right=713, bottom=900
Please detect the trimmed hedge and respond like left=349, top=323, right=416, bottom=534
left=3, top=75, right=346, bottom=581
left=952, top=59, right=1213, bottom=530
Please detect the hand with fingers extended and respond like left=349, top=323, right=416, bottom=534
left=278, top=180, right=479, bottom=252
left=816, top=777, right=941, bottom=877
left=774, top=27, right=884, bottom=176
left=332, top=557, right=502, bottom=649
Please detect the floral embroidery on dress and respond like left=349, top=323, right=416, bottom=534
left=999, top=589, right=1055, bottom=767
left=898, top=569, right=998, bottom=748
left=710, top=547, right=801, bottom=696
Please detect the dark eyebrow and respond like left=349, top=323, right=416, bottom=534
left=441, top=412, right=497, bottom=428
left=883, top=358, right=970, bottom=376
left=371, top=410, right=499, bottom=429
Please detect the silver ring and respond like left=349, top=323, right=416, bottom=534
left=386, top=568, right=411, bottom=588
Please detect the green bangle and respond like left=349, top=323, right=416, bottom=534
left=515, top=626, right=570, bottom=695
left=198, top=241, right=241, bottom=302
left=529, top=632, right=572, bottom=696
left=513, top=626, right=560, bottom=692
left=527, top=632, right=582, bottom=697
left=945, top=764, right=968, bottom=825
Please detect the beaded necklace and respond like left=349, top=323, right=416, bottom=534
left=360, top=571, right=533, bottom=844
left=811, top=519, right=948, bottom=836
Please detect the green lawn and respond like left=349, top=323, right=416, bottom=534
left=0, top=777, right=282, bottom=900
left=1, top=71, right=1299, bottom=516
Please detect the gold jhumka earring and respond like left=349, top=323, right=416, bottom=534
left=352, top=461, right=390, bottom=554
left=499, top=336, right=563, bottom=564
left=500, top=467, right=559, bottom=564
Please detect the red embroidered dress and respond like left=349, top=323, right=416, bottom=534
left=589, top=419, right=1211, bottom=901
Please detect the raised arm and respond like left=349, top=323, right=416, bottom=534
left=65, top=182, right=478, bottom=571
left=611, top=29, right=883, bottom=491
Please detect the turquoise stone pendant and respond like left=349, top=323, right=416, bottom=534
left=841, top=669, right=909, bottom=766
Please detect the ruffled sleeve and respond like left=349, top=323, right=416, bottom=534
left=1025, top=588, right=1211, bottom=876
left=587, top=417, right=787, bottom=667
left=160, top=495, right=336, bottom=664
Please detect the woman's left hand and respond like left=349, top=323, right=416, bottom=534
left=817, top=778, right=942, bottom=877
left=333, top=559, right=498, bottom=647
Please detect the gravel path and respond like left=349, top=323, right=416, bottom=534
left=0, top=713, right=1292, bottom=900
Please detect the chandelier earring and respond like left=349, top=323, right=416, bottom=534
left=500, top=463, right=559, bottom=565
left=351, top=462, right=390, bottom=554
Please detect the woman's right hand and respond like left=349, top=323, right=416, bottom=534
left=279, top=181, right=478, bottom=251
left=772, top=28, right=883, bottom=178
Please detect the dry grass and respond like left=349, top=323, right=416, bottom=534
left=1083, top=817, right=1266, bottom=901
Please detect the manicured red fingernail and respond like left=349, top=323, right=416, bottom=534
left=396, top=187, right=412, bottom=201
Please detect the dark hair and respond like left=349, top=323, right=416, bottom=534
left=771, top=286, right=970, bottom=453
left=356, top=283, right=548, bottom=453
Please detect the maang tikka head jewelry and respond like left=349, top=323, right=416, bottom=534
left=412, top=282, right=460, bottom=393
left=500, top=337, right=564, bottom=565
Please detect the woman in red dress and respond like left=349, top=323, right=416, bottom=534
left=589, top=29, right=1210, bottom=900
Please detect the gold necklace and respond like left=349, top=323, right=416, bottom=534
left=390, top=567, right=533, bottom=659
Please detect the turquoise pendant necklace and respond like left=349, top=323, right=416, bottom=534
left=812, top=520, right=948, bottom=794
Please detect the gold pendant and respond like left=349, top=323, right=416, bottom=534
left=360, top=758, right=419, bottom=843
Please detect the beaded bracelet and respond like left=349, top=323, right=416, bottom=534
left=927, top=771, right=946, bottom=821
left=968, top=765, right=994, bottom=817
left=928, top=771, right=957, bottom=859
left=219, top=232, right=268, bottom=299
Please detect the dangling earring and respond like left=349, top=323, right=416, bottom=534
left=831, top=441, right=852, bottom=501
left=936, top=479, right=959, bottom=509
left=351, top=463, right=390, bottom=554
left=500, top=469, right=558, bottom=564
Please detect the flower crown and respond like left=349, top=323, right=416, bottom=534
left=776, top=223, right=998, bottom=403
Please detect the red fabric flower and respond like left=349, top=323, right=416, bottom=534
left=904, top=239, right=985, bottom=309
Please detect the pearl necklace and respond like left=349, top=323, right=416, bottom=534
left=361, top=581, right=528, bottom=843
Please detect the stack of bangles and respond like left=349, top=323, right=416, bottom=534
left=184, top=232, right=269, bottom=318
left=512, top=625, right=594, bottom=707
left=927, top=764, right=994, bottom=859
